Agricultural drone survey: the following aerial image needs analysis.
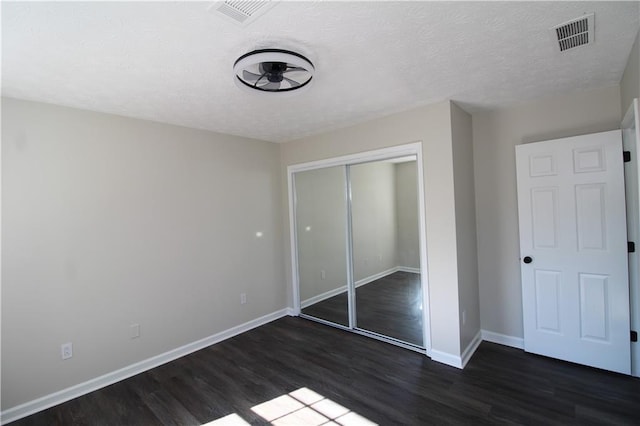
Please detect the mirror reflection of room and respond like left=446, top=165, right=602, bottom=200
left=295, top=166, right=349, bottom=327
left=294, top=156, right=423, bottom=348
left=351, top=157, right=422, bottom=347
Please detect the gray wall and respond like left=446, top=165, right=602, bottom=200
left=2, top=77, right=634, bottom=414
left=395, top=161, right=420, bottom=269
left=472, top=86, right=622, bottom=339
left=295, top=166, right=348, bottom=301
left=351, top=161, right=398, bottom=282
left=621, top=30, right=639, bottom=116
left=281, top=101, right=470, bottom=359
left=450, top=103, right=480, bottom=351
left=1, top=98, right=286, bottom=410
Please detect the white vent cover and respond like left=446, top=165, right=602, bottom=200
left=551, top=13, right=595, bottom=52
left=210, top=1, right=277, bottom=26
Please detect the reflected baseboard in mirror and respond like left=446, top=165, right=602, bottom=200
left=302, top=270, right=423, bottom=347
left=301, top=293, right=349, bottom=327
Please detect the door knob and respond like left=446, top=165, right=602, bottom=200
left=523, top=256, right=533, bottom=264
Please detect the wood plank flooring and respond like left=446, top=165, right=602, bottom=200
left=9, top=316, right=640, bottom=425
left=355, top=271, right=422, bottom=346
left=301, top=271, right=423, bottom=346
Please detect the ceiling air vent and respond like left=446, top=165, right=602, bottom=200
left=551, top=13, right=595, bottom=52
left=210, top=1, right=277, bottom=26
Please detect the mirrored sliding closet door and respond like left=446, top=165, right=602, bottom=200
left=350, top=157, right=423, bottom=347
left=295, top=166, right=350, bottom=327
left=291, top=146, right=426, bottom=351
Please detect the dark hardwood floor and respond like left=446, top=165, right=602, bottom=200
left=10, top=316, right=640, bottom=425
left=301, top=271, right=423, bottom=346
left=356, top=271, right=422, bottom=346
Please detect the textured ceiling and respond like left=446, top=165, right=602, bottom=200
left=2, top=1, right=639, bottom=142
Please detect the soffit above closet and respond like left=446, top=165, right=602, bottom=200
left=2, top=2, right=638, bottom=143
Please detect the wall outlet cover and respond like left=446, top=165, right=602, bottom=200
left=61, top=342, right=73, bottom=360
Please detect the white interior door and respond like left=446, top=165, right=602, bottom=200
left=516, top=130, right=630, bottom=374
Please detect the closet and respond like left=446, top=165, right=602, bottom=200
left=289, top=143, right=429, bottom=351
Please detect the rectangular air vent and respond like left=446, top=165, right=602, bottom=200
left=210, top=1, right=277, bottom=26
left=551, top=13, right=595, bottom=52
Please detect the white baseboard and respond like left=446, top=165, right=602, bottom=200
left=300, top=286, right=347, bottom=308
left=355, top=267, right=398, bottom=287
left=430, top=330, right=483, bottom=370
left=481, top=329, right=524, bottom=350
left=0, top=308, right=291, bottom=425
left=396, top=266, right=420, bottom=274
left=301, top=267, right=415, bottom=309
left=461, top=330, right=483, bottom=368
left=430, top=349, right=463, bottom=369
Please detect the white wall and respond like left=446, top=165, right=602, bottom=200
left=351, top=161, right=398, bottom=281
left=1, top=98, right=286, bottom=410
left=450, top=103, right=480, bottom=351
left=281, top=101, right=465, bottom=359
left=621, top=30, right=639, bottom=116
left=473, top=86, right=622, bottom=339
left=294, top=166, right=348, bottom=301
left=395, top=161, right=420, bottom=269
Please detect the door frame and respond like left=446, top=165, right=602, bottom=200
left=287, top=141, right=432, bottom=355
left=622, top=98, right=640, bottom=377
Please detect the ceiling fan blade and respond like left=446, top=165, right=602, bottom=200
left=260, top=81, right=281, bottom=90
left=284, top=67, right=306, bottom=73
left=283, top=77, right=301, bottom=88
left=243, top=70, right=263, bottom=82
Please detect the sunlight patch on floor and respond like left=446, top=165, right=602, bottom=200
left=201, top=387, right=376, bottom=425
left=251, top=387, right=377, bottom=426
left=201, top=413, right=251, bottom=425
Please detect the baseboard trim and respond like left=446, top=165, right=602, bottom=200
left=300, top=266, right=414, bottom=308
left=396, top=266, right=420, bottom=274
left=300, top=286, right=347, bottom=308
left=355, top=267, right=398, bottom=287
left=461, top=330, right=483, bottom=368
left=430, top=349, right=463, bottom=369
left=481, top=329, right=524, bottom=350
left=0, top=308, right=291, bottom=425
left=430, top=330, right=483, bottom=370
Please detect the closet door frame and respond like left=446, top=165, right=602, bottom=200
left=288, top=142, right=431, bottom=355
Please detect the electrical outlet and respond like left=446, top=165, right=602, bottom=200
left=240, top=293, right=247, bottom=304
left=61, top=342, right=73, bottom=360
left=130, top=323, right=140, bottom=339
left=462, top=310, right=467, bottom=325
left=320, top=270, right=326, bottom=280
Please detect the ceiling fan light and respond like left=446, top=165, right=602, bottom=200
left=233, top=48, right=315, bottom=95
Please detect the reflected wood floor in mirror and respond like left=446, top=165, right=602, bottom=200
left=301, top=292, right=350, bottom=327
left=302, top=271, right=423, bottom=346
left=356, top=271, right=422, bottom=346
left=11, top=316, right=640, bottom=425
